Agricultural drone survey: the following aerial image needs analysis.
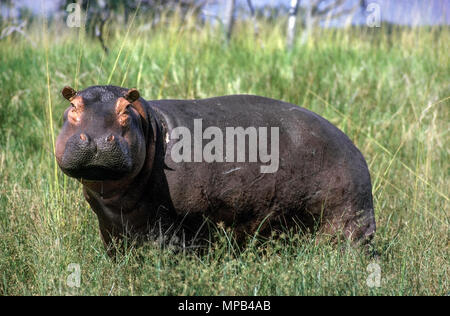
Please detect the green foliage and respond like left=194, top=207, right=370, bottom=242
left=0, top=15, right=448, bottom=295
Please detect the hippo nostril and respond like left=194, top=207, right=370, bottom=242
left=106, top=134, right=115, bottom=142
left=80, top=133, right=88, bottom=141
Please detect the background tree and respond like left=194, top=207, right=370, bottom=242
left=59, top=0, right=209, bottom=52
left=223, top=0, right=236, bottom=42
left=285, top=0, right=365, bottom=48
left=0, top=0, right=14, bottom=23
left=286, top=0, right=300, bottom=50
left=301, top=0, right=364, bottom=42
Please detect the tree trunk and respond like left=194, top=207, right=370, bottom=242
left=223, top=0, right=236, bottom=42
left=300, top=0, right=313, bottom=44
left=286, top=0, right=300, bottom=50
left=247, top=0, right=259, bottom=38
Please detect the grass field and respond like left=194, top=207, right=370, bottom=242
left=0, top=13, right=448, bottom=295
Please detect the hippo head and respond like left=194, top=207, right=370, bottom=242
left=56, top=86, right=149, bottom=182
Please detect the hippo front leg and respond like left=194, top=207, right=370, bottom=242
left=97, top=221, right=119, bottom=257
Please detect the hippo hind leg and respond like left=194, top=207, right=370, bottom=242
left=305, top=175, right=376, bottom=247
left=312, top=156, right=376, bottom=246
left=340, top=205, right=376, bottom=246
left=319, top=195, right=376, bottom=247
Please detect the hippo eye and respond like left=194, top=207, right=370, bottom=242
left=70, top=103, right=76, bottom=109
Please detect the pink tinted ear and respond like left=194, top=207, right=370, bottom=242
left=115, top=97, right=130, bottom=115
left=123, top=88, right=140, bottom=103
left=62, top=86, right=77, bottom=101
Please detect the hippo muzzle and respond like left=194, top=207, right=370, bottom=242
left=59, top=131, right=133, bottom=181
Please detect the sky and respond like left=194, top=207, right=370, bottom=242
left=2, top=0, right=450, bottom=26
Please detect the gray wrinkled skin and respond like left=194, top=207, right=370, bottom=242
left=56, top=85, right=376, bottom=255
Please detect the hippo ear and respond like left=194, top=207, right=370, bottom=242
left=129, top=96, right=151, bottom=141
left=62, top=86, right=77, bottom=101
left=123, top=88, right=140, bottom=103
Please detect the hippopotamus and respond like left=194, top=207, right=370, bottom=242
left=56, top=85, right=376, bottom=254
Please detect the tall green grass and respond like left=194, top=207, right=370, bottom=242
left=0, top=13, right=448, bottom=295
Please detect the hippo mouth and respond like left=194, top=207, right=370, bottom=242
left=62, top=165, right=130, bottom=181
